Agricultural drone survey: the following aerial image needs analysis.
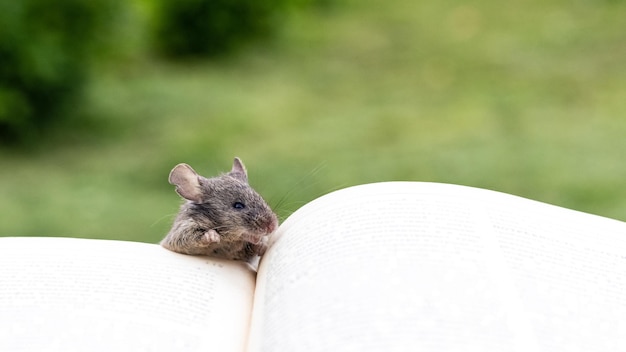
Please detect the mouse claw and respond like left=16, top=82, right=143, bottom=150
left=203, top=230, right=221, bottom=244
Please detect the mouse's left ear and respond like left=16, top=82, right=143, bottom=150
left=169, top=163, right=203, bottom=203
left=230, top=157, right=248, bottom=183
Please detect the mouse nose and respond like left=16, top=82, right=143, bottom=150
left=265, top=214, right=279, bottom=234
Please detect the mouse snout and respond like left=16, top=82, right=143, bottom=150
left=267, top=215, right=278, bottom=233
left=259, top=213, right=279, bottom=234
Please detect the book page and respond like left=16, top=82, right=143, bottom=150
left=248, top=182, right=626, bottom=352
left=482, top=194, right=626, bottom=351
left=0, top=237, right=256, bottom=352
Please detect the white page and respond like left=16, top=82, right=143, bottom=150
left=248, top=182, right=626, bottom=352
left=0, top=237, right=255, bottom=352
left=482, top=194, right=626, bottom=351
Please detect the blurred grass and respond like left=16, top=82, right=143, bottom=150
left=1, top=0, right=625, bottom=243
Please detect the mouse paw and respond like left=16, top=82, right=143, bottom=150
left=253, top=242, right=268, bottom=256
left=202, top=230, right=221, bottom=245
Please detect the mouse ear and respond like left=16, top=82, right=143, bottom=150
left=169, top=164, right=203, bottom=203
left=230, top=157, right=248, bottom=183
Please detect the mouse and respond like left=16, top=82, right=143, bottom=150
left=160, top=157, right=279, bottom=263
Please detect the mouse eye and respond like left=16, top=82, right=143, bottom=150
left=233, top=202, right=246, bottom=210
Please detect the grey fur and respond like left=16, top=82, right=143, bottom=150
left=160, top=157, right=278, bottom=262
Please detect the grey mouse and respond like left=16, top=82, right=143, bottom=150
left=160, top=157, right=278, bottom=262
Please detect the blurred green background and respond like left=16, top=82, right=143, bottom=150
left=1, top=0, right=624, bottom=244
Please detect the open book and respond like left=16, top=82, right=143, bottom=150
left=1, top=182, right=625, bottom=352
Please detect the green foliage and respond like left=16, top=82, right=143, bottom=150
left=0, top=0, right=120, bottom=144
left=151, top=0, right=291, bottom=58
left=0, top=0, right=625, bottom=243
